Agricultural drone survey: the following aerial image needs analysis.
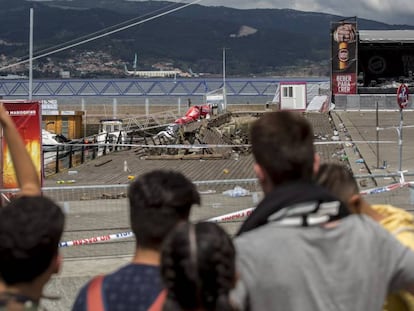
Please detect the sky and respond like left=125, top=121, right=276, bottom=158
left=137, top=0, right=414, bottom=26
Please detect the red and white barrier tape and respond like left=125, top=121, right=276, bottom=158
left=360, top=182, right=408, bottom=195
left=205, top=207, right=254, bottom=223
left=59, top=207, right=255, bottom=248
left=59, top=180, right=414, bottom=248
left=59, top=232, right=133, bottom=248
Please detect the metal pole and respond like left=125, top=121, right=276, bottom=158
left=376, top=101, right=379, bottom=168
left=113, top=98, right=117, bottom=119
left=29, top=8, right=34, bottom=100
left=399, top=108, right=403, bottom=172
left=222, top=47, right=227, bottom=111
left=145, top=98, right=149, bottom=116
left=81, top=98, right=86, bottom=137
left=68, top=145, right=73, bottom=169
left=55, top=146, right=60, bottom=174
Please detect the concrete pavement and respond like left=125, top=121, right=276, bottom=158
left=333, top=110, right=414, bottom=209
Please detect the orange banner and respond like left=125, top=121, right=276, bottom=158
left=2, top=101, right=42, bottom=189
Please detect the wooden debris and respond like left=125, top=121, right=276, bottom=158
left=94, top=159, right=113, bottom=167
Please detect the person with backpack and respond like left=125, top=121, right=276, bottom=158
left=72, top=170, right=200, bottom=311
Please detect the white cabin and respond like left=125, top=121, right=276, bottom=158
left=279, top=82, right=307, bottom=110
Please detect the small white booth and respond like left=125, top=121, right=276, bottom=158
left=205, top=88, right=226, bottom=114
left=279, top=82, right=307, bottom=110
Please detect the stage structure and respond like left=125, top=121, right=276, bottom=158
left=358, top=30, right=414, bottom=93
left=331, top=22, right=414, bottom=108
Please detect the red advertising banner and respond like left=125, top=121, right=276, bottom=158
left=331, top=21, right=358, bottom=95
left=1, top=101, right=42, bottom=189
left=332, top=73, right=357, bottom=94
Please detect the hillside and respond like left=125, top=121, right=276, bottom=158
left=0, top=0, right=413, bottom=77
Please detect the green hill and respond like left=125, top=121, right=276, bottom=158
left=1, top=0, right=413, bottom=76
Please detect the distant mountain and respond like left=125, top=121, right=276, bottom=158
left=1, top=0, right=413, bottom=76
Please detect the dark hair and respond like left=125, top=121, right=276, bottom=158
left=315, top=163, right=359, bottom=204
left=161, top=222, right=237, bottom=311
left=0, top=196, right=64, bottom=285
left=250, top=111, right=315, bottom=185
left=128, top=170, right=200, bottom=250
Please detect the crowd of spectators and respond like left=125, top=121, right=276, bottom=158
left=0, top=107, right=414, bottom=311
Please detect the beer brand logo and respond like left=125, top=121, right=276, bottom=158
left=338, top=49, right=349, bottom=62
left=368, top=56, right=386, bottom=74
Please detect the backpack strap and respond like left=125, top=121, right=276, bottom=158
left=87, top=275, right=105, bottom=311
left=147, top=289, right=167, bottom=311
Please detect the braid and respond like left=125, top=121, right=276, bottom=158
left=161, top=227, right=199, bottom=311
left=160, top=238, right=176, bottom=311
left=161, top=222, right=237, bottom=311
left=200, top=225, right=236, bottom=311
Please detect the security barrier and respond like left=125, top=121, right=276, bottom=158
left=2, top=177, right=413, bottom=260
left=41, top=179, right=261, bottom=259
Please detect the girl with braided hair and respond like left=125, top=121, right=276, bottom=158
left=160, top=222, right=238, bottom=311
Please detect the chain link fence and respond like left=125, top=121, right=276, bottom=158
left=334, top=94, right=413, bottom=110
left=0, top=179, right=262, bottom=259
left=2, top=176, right=413, bottom=260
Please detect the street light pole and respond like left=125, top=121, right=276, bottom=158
left=222, top=47, right=227, bottom=111
left=398, top=108, right=403, bottom=173
left=29, top=8, right=34, bottom=100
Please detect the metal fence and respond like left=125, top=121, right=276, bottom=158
left=334, top=94, right=413, bottom=110
left=2, top=177, right=414, bottom=260
left=43, top=141, right=132, bottom=176
left=19, top=179, right=262, bottom=259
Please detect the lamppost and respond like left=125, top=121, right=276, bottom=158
left=29, top=8, right=34, bottom=100
left=222, top=47, right=228, bottom=111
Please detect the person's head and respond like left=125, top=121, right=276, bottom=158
left=128, top=170, right=200, bottom=250
left=161, top=222, right=236, bottom=311
left=250, top=111, right=317, bottom=190
left=315, top=163, right=363, bottom=214
left=0, top=196, right=64, bottom=286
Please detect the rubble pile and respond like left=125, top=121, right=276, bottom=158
left=138, top=113, right=254, bottom=160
